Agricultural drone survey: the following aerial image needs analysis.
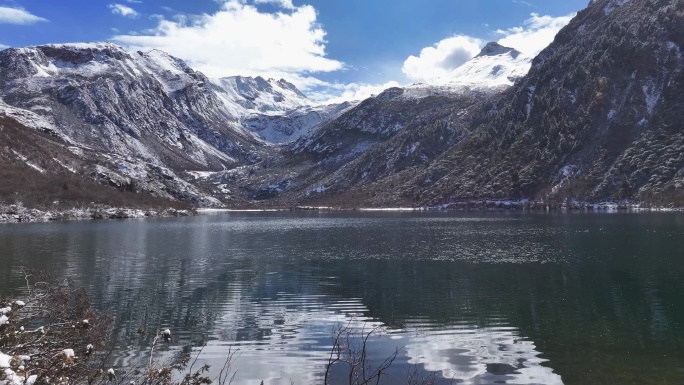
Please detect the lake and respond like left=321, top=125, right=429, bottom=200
left=1, top=211, right=684, bottom=384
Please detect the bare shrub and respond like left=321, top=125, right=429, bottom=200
left=324, top=322, right=438, bottom=385
left=0, top=271, right=234, bottom=385
left=2, top=271, right=443, bottom=385
left=0, top=270, right=113, bottom=385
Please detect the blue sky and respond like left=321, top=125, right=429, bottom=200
left=0, top=0, right=588, bottom=101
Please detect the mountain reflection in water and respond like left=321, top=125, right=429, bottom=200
left=1, top=211, right=684, bottom=384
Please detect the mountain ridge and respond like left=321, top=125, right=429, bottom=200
left=3, top=0, right=684, bottom=210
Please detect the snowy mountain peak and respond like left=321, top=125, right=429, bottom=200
left=0, top=42, right=345, bottom=148
left=475, top=42, right=521, bottom=59
left=210, top=75, right=311, bottom=117
left=427, top=42, right=532, bottom=88
left=41, top=42, right=123, bottom=50
left=37, top=42, right=131, bottom=64
left=208, top=75, right=351, bottom=144
left=0, top=42, right=136, bottom=79
left=137, top=49, right=192, bottom=72
left=275, top=78, right=306, bottom=98
left=134, top=49, right=201, bottom=92
left=229, top=76, right=308, bottom=103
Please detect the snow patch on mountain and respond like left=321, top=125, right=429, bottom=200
left=10, top=43, right=141, bottom=79
left=526, top=86, right=536, bottom=119
left=0, top=100, right=67, bottom=142
left=602, top=0, right=630, bottom=15
left=666, top=41, right=682, bottom=60
left=642, top=82, right=660, bottom=114
left=400, top=83, right=508, bottom=101
left=135, top=49, right=197, bottom=92
left=11, top=150, right=45, bottom=173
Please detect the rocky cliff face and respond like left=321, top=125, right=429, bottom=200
left=275, top=86, right=492, bottom=203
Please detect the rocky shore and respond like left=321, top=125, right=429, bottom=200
left=0, top=204, right=193, bottom=223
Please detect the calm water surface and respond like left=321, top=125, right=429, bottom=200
left=1, top=211, right=684, bottom=384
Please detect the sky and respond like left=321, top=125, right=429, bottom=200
left=0, top=0, right=589, bottom=102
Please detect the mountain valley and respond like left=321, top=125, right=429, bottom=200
left=1, top=0, right=683, bottom=213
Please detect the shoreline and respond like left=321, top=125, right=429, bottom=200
left=0, top=203, right=193, bottom=224
left=199, top=201, right=684, bottom=213
left=3, top=200, right=683, bottom=224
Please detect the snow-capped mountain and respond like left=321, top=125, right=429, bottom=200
left=0, top=43, right=270, bottom=205
left=0, top=42, right=350, bottom=206
left=211, top=76, right=310, bottom=117
left=0, top=42, right=256, bottom=162
left=284, top=42, right=526, bottom=171
left=211, top=75, right=353, bottom=143
left=231, top=0, right=684, bottom=208
left=250, top=42, right=530, bottom=203
left=363, top=42, right=530, bottom=103
left=131, top=50, right=335, bottom=143
left=241, top=102, right=354, bottom=143
left=309, top=0, right=684, bottom=208
left=437, top=42, right=531, bottom=88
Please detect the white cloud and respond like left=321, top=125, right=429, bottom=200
left=253, top=0, right=295, bottom=10
left=496, top=12, right=575, bottom=56
left=404, top=327, right=564, bottom=384
left=112, top=0, right=342, bottom=90
left=0, top=43, right=9, bottom=50
left=308, top=80, right=401, bottom=104
left=402, top=35, right=483, bottom=83
left=108, top=2, right=573, bottom=103
left=512, top=0, right=533, bottom=6
left=108, top=4, right=139, bottom=18
left=0, top=6, right=47, bottom=24
left=401, top=13, right=574, bottom=83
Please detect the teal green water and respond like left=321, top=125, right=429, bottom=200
left=1, top=212, right=684, bottom=384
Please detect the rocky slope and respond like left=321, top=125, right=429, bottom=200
left=0, top=114, right=196, bottom=217
left=322, top=0, right=684, bottom=207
